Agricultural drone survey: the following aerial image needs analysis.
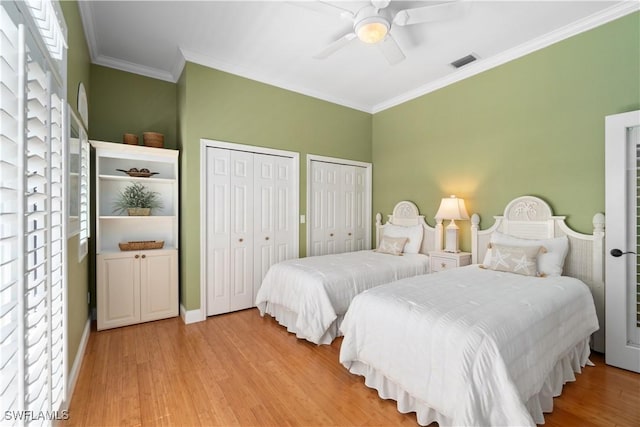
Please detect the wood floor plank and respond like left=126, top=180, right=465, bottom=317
left=63, top=309, right=640, bottom=426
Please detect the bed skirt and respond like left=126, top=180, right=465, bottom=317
left=258, top=302, right=344, bottom=345
left=344, top=337, right=593, bottom=426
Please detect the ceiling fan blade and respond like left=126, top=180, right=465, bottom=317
left=393, top=1, right=461, bottom=26
left=378, top=34, right=405, bottom=65
left=289, top=1, right=354, bottom=20
left=313, top=33, right=357, bottom=59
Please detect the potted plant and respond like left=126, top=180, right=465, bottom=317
left=113, top=182, right=163, bottom=216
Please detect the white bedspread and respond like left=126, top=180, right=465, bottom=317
left=255, top=250, right=430, bottom=344
left=340, top=265, right=599, bottom=426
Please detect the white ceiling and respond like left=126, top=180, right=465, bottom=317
left=78, top=0, right=637, bottom=113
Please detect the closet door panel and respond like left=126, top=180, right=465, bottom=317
left=310, top=161, right=341, bottom=255
left=206, top=148, right=231, bottom=316
left=274, top=155, right=295, bottom=262
left=253, top=154, right=275, bottom=301
left=229, top=151, right=254, bottom=311
left=354, top=166, right=367, bottom=250
left=342, top=166, right=356, bottom=253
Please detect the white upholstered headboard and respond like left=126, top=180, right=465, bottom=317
left=375, top=200, right=442, bottom=255
left=470, top=195, right=606, bottom=352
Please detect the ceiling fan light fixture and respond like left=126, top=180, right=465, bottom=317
left=355, top=17, right=389, bottom=44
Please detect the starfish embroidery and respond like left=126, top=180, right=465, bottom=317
left=492, top=248, right=511, bottom=269
left=513, top=254, right=536, bottom=274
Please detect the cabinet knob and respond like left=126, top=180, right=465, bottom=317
left=141, top=254, right=146, bottom=259
left=239, top=238, right=243, bottom=242
left=265, top=236, right=269, bottom=241
left=135, top=254, right=140, bottom=259
left=441, top=262, right=446, bottom=268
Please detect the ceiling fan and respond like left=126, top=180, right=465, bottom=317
left=311, top=0, right=462, bottom=65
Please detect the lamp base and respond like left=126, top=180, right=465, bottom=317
left=443, top=221, right=460, bottom=253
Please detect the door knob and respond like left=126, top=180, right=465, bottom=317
left=134, top=254, right=139, bottom=259
left=610, top=249, right=636, bottom=257
left=330, top=233, right=334, bottom=237
left=348, top=233, right=352, bottom=236
left=265, top=236, right=269, bottom=241
left=141, top=254, right=146, bottom=259
left=239, top=238, right=243, bottom=242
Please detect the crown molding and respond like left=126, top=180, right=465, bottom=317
left=77, top=0, right=98, bottom=62
left=371, top=1, right=639, bottom=113
left=180, top=48, right=372, bottom=113
left=77, top=0, right=637, bottom=114
left=92, top=54, right=176, bottom=82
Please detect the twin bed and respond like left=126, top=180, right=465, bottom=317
left=255, top=200, right=439, bottom=344
left=256, top=195, right=605, bottom=426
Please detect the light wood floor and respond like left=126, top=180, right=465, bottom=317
left=64, top=309, right=640, bottom=426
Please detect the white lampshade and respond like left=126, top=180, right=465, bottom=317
left=435, top=195, right=469, bottom=253
left=435, top=195, right=469, bottom=221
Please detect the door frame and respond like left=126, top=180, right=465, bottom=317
left=306, top=154, right=372, bottom=256
left=200, top=139, right=300, bottom=318
left=605, top=109, right=640, bottom=372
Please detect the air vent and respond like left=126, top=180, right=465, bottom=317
left=450, top=54, right=478, bottom=69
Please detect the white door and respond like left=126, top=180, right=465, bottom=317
left=605, top=110, right=640, bottom=373
left=309, top=160, right=371, bottom=256
left=207, top=148, right=231, bottom=316
left=229, top=150, right=254, bottom=312
left=253, top=154, right=296, bottom=300
left=309, top=161, right=341, bottom=255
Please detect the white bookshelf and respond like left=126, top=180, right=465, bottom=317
left=91, top=140, right=179, bottom=330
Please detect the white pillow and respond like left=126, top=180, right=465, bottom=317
left=382, top=224, right=424, bottom=254
left=482, top=231, right=569, bottom=277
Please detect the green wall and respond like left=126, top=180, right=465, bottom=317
left=60, top=0, right=91, bottom=375
left=372, top=12, right=640, bottom=250
left=179, top=63, right=372, bottom=310
left=89, top=65, right=177, bottom=148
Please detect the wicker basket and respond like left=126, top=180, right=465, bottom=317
left=123, top=133, right=139, bottom=145
left=118, top=240, right=164, bottom=251
left=143, top=132, right=164, bottom=148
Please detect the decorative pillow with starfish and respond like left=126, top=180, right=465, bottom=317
left=376, top=236, right=408, bottom=256
left=482, top=243, right=546, bottom=277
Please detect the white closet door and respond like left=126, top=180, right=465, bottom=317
left=253, top=154, right=276, bottom=301
left=229, top=151, right=254, bottom=311
left=253, top=154, right=296, bottom=300
left=353, top=166, right=367, bottom=250
left=206, top=148, right=231, bottom=316
left=309, top=161, right=369, bottom=256
left=342, top=166, right=357, bottom=252
left=310, top=161, right=341, bottom=255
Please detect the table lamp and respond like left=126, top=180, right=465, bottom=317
left=435, top=195, right=469, bottom=253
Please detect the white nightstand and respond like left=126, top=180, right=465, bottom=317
left=429, top=251, right=472, bottom=273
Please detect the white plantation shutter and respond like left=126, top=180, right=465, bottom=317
left=78, top=130, right=89, bottom=260
left=0, top=4, right=25, bottom=418
left=0, top=1, right=67, bottom=424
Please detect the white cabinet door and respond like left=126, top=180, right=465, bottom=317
left=140, top=250, right=178, bottom=322
left=97, top=252, right=140, bottom=330
left=229, top=151, right=254, bottom=312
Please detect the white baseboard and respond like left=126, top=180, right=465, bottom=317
left=180, top=303, right=205, bottom=324
left=65, top=317, right=91, bottom=410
